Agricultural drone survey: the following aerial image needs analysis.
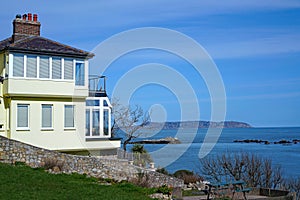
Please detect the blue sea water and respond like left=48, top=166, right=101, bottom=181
left=128, top=127, right=300, bottom=177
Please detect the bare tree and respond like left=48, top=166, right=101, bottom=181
left=283, top=177, right=300, bottom=200
left=200, top=152, right=284, bottom=188
left=111, top=99, right=150, bottom=152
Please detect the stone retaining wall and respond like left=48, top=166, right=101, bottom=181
left=0, top=136, right=183, bottom=188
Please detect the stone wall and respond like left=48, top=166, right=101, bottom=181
left=0, top=136, right=183, bottom=188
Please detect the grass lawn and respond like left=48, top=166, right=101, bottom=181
left=0, top=162, right=154, bottom=200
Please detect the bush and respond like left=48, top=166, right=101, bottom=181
left=130, top=169, right=150, bottom=187
left=156, top=184, right=172, bottom=195
left=201, top=152, right=284, bottom=188
left=42, top=158, right=64, bottom=171
left=173, top=169, right=203, bottom=184
left=156, top=167, right=170, bottom=176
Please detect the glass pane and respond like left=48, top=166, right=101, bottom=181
left=39, top=56, right=50, bottom=78
left=26, top=55, right=37, bottom=78
left=64, top=59, right=73, bottom=80
left=52, top=57, right=62, bottom=79
left=13, top=54, right=24, bottom=77
left=17, top=104, right=28, bottom=128
left=103, top=100, right=108, bottom=107
left=75, top=62, right=84, bottom=86
left=86, top=100, right=100, bottom=106
left=64, top=105, right=74, bottom=128
left=92, top=110, right=100, bottom=136
left=103, top=109, right=109, bottom=136
left=86, top=110, right=90, bottom=136
left=42, top=105, right=52, bottom=128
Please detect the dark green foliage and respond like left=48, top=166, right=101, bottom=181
left=156, top=167, right=171, bottom=176
left=156, top=184, right=172, bottom=195
left=131, top=144, right=147, bottom=154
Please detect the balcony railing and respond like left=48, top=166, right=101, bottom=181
left=88, top=75, right=107, bottom=97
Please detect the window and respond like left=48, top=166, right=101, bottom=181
left=103, top=109, right=109, bottom=136
left=17, top=104, right=29, bottom=129
left=64, top=59, right=73, bottom=80
left=52, top=57, right=62, bottom=79
left=42, top=105, right=53, bottom=129
left=39, top=56, right=50, bottom=78
left=64, top=105, right=74, bottom=128
left=75, top=62, right=85, bottom=86
left=92, top=110, right=100, bottom=136
left=86, top=100, right=100, bottom=106
left=26, top=55, right=37, bottom=78
left=103, top=100, right=109, bottom=107
left=86, top=110, right=90, bottom=136
left=13, top=54, right=24, bottom=77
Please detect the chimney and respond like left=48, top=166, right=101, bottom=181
left=12, top=13, right=41, bottom=42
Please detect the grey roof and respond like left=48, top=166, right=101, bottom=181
left=0, top=36, right=94, bottom=59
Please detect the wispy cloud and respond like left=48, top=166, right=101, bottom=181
left=206, top=33, right=300, bottom=59
left=228, top=91, right=300, bottom=101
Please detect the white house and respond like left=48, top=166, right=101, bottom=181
left=0, top=13, right=120, bottom=155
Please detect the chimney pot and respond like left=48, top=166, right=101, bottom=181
left=16, top=14, right=21, bottom=19
left=28, top=13, right=32, bottom=21
left=22, top=14, right=27, bottom=20
left=33, top=14, right=38, bottom=22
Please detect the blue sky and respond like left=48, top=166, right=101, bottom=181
left=1, top=1, right=300, bottom=127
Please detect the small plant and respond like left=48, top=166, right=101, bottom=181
left=156, top=167, right=170, bottom=176
left=130, top=169, right=150, bottom=187
left=173, top=169, right=203, bottom=184
left=42, top=158, right=64, bottom=171
left=156, top=184, right=172, bottom=195
left=14, top=161, right=26, bottom=166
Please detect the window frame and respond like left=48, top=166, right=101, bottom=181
left=52, top=57, right=62, bottom=80
left=26, top=55, right=38, bottom=78
left=39, top=56, right=50, bottom=79
left=16, top=104, right=30, bottom=130
left=12, top=54, right=24, bottom=77
left=75, top=61, right=85, bottom=86
left=64, top=105, right=75, bottom=129
left=41, top=104, right=53, bottom=130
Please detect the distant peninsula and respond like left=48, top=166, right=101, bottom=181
left=146, top=121, right=252, bottom=129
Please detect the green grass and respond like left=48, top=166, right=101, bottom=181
left=0, top=162, right=154, bottom=200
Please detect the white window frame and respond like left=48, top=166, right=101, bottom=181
left=64, top=105, right=75, bottom=129
left=85, top=97, right=111, bottom=138
left=75, top=60, right=85, bottom=86
left=41, top=104, right=53, bottom=130
left=16, top=104, right=30, bottom=130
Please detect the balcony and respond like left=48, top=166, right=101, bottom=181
left=88, top=75, right=107, bottom=97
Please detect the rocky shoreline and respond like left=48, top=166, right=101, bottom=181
left=234, top=139, right=300, bottom=145
left=130, top=137, right=181, bottom=144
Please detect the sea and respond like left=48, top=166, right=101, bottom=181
left=126, top=127, right=300, bottom=178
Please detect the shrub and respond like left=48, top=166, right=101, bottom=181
left=42, top=158, right=64, bottom=171
left=156, top=184, right=172, bottom=195
left=130, top=169, right=150, bottom=187
left=173, top=169, right=203, bottom=184
left=156, top=167, right=170, bottom=176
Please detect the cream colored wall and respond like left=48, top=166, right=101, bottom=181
left=0, top=99, right=6, bottom=136
left=0, top=53, right=5, bottom=136
left=5, top=79, right=88, bottom=98
left=8, top=98, right=119, bottom=151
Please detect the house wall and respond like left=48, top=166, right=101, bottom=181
left=4, top=78, right=88, bottom=98
left=0, top=53, right=6, bottom=135
left=9, top=98, right=120, bottom=151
